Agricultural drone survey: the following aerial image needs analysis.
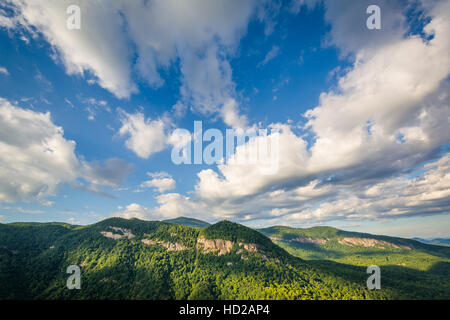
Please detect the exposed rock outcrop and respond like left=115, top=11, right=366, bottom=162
left=141, top=239, right=188, bottom=251
left=270, top=234, right=411, bottom=250
left=100, top=227, right=135, bottom=240
left=196, top=237, right=259, bottom=256
left=289, top=237, right=328, bottom=245
left=239, top=242, right=258, bottom=252
left=338, top=237, right=412, bottom=250
left=196, top=237, right=234, bottom=255
left=269, top=236, right=328, bottom=245
left=141, top=239, right=156, bottom=246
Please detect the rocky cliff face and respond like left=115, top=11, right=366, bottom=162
left=288, top=237, right=328, bottom=245
left=338, top=237, right=412, bottom=250
left=196, top=237, right=259, bottom=256
left=141, top=239, right=188, bottom=251
left=100, top=227, right=135, bottom=240
left=239, top=243, right=258, bottom=253
left=100, top=226, right=189, bottom=251
left=196, top=237, right=234, bottom=255
left=270, top=234, right=412, bottom=250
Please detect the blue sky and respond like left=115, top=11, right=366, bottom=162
left=0, top=0, right=449, bottom=238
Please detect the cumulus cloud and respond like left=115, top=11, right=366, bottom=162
left=177, top=46, right=248, bottom=128
left=139, top=0, right=450, bottom=225
left=1, top=0, right=136, bottom=98
left=122, top=153, right=449, bottom=225
left=0, top=98, right=78, bottom=203
left=1, top=0, right=259, bottom=127
left=281, top=154, right=450, bottom=225
left=220, top=99, right=248, bottom=129
left=2, top=0, right=449, bottom=226
left=113, top=193, right=211, bottom=221
left=0, top=66, right=9, bottom=76
left=0, top=98, right=133, bottom=204
left=209, top=0, right=448, bottom=191
left=304, top=0, right=450, bottom=176
left=321, top=0, right=407, bottom=58
left=140, top=172, right=176, bottom=193
left=118, top=109, right=169, bottom=159
left=112, top=203, right=152, bottom=220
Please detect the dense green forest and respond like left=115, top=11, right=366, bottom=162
left=258, top=225, right=450, bottom=270
left=0, top=218, right=449, bottom=300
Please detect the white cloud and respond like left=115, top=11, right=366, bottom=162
left=304, top=0, right=450, bottom=175
left=0, top=66, right=9, bottom=76
left=194, top=124, right=307, bottom=200
left=281, top=154, right=450, bottom=225
left=2, top=0, right=136, bottom=98
left=3, top=0, right=450, bottom=226
left=1, top=0, right=260, bottom=126
left=118, top=109, right=169, bottom=159
left=67, top=217, right=82, bottom=225
left=200, top=0, right=449, bottom=198
left=151, top=193, right=211, bottom=219
left=112, top=203, right=155, bottom=220
left=0, top=205, right=44, bottom=214
left=113, top=193, right=211, bottom=221
left=128, top=153, right=449, bottom=225
left=0, top=98, right=133, bottom=204
left=259, top=45, right=280, bottom=66
left=117, top=104, right=244, bottom=160
left=0, top=3, right=18, bottom=29
left=220, top=98, right=248, bottom=129
left=142, top=0, right=450, bottom=225
left=79, top=96, right=110, bottom=121
left=290, top=0, right=320, bottom=14
left=321, top=0, right=407, bottom=58
left=256, top=0, right=282, bottom=35
left=140, top=172, right=176, bottom=193
left=177, top=46, right=248, bottom=128
left=0, top=98, right=78, bottom=203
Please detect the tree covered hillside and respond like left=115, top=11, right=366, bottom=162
left=0, top=218, right=449, bottom=300
left=258, top=225, right=450, bottom=299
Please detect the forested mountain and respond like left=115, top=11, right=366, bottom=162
left=258, top=226, right=450, bottom=269
left=164, top=217, right=211, bottom=229
left=0, top=218, right=449, bottom=300
left=412, top=237, right=450, bottom=247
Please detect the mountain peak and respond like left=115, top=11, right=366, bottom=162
left=200, top=220, right=289, bottom=259
left=164, top=217, right=210, bottom=229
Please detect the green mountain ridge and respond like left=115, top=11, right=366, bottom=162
left=412, top=237, right=450, bottom=247
left=0, top=218, right=449, bottom=300
left=258, top=225, right=450, bottom=275
left=163, top=217, right=211, bottom=229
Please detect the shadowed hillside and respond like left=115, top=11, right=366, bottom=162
left=0, top=218, right=449, bottom=300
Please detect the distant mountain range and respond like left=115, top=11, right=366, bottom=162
left=412, top=238, right=450, bottom=246
left=0, top=217, right=449, bottom=300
